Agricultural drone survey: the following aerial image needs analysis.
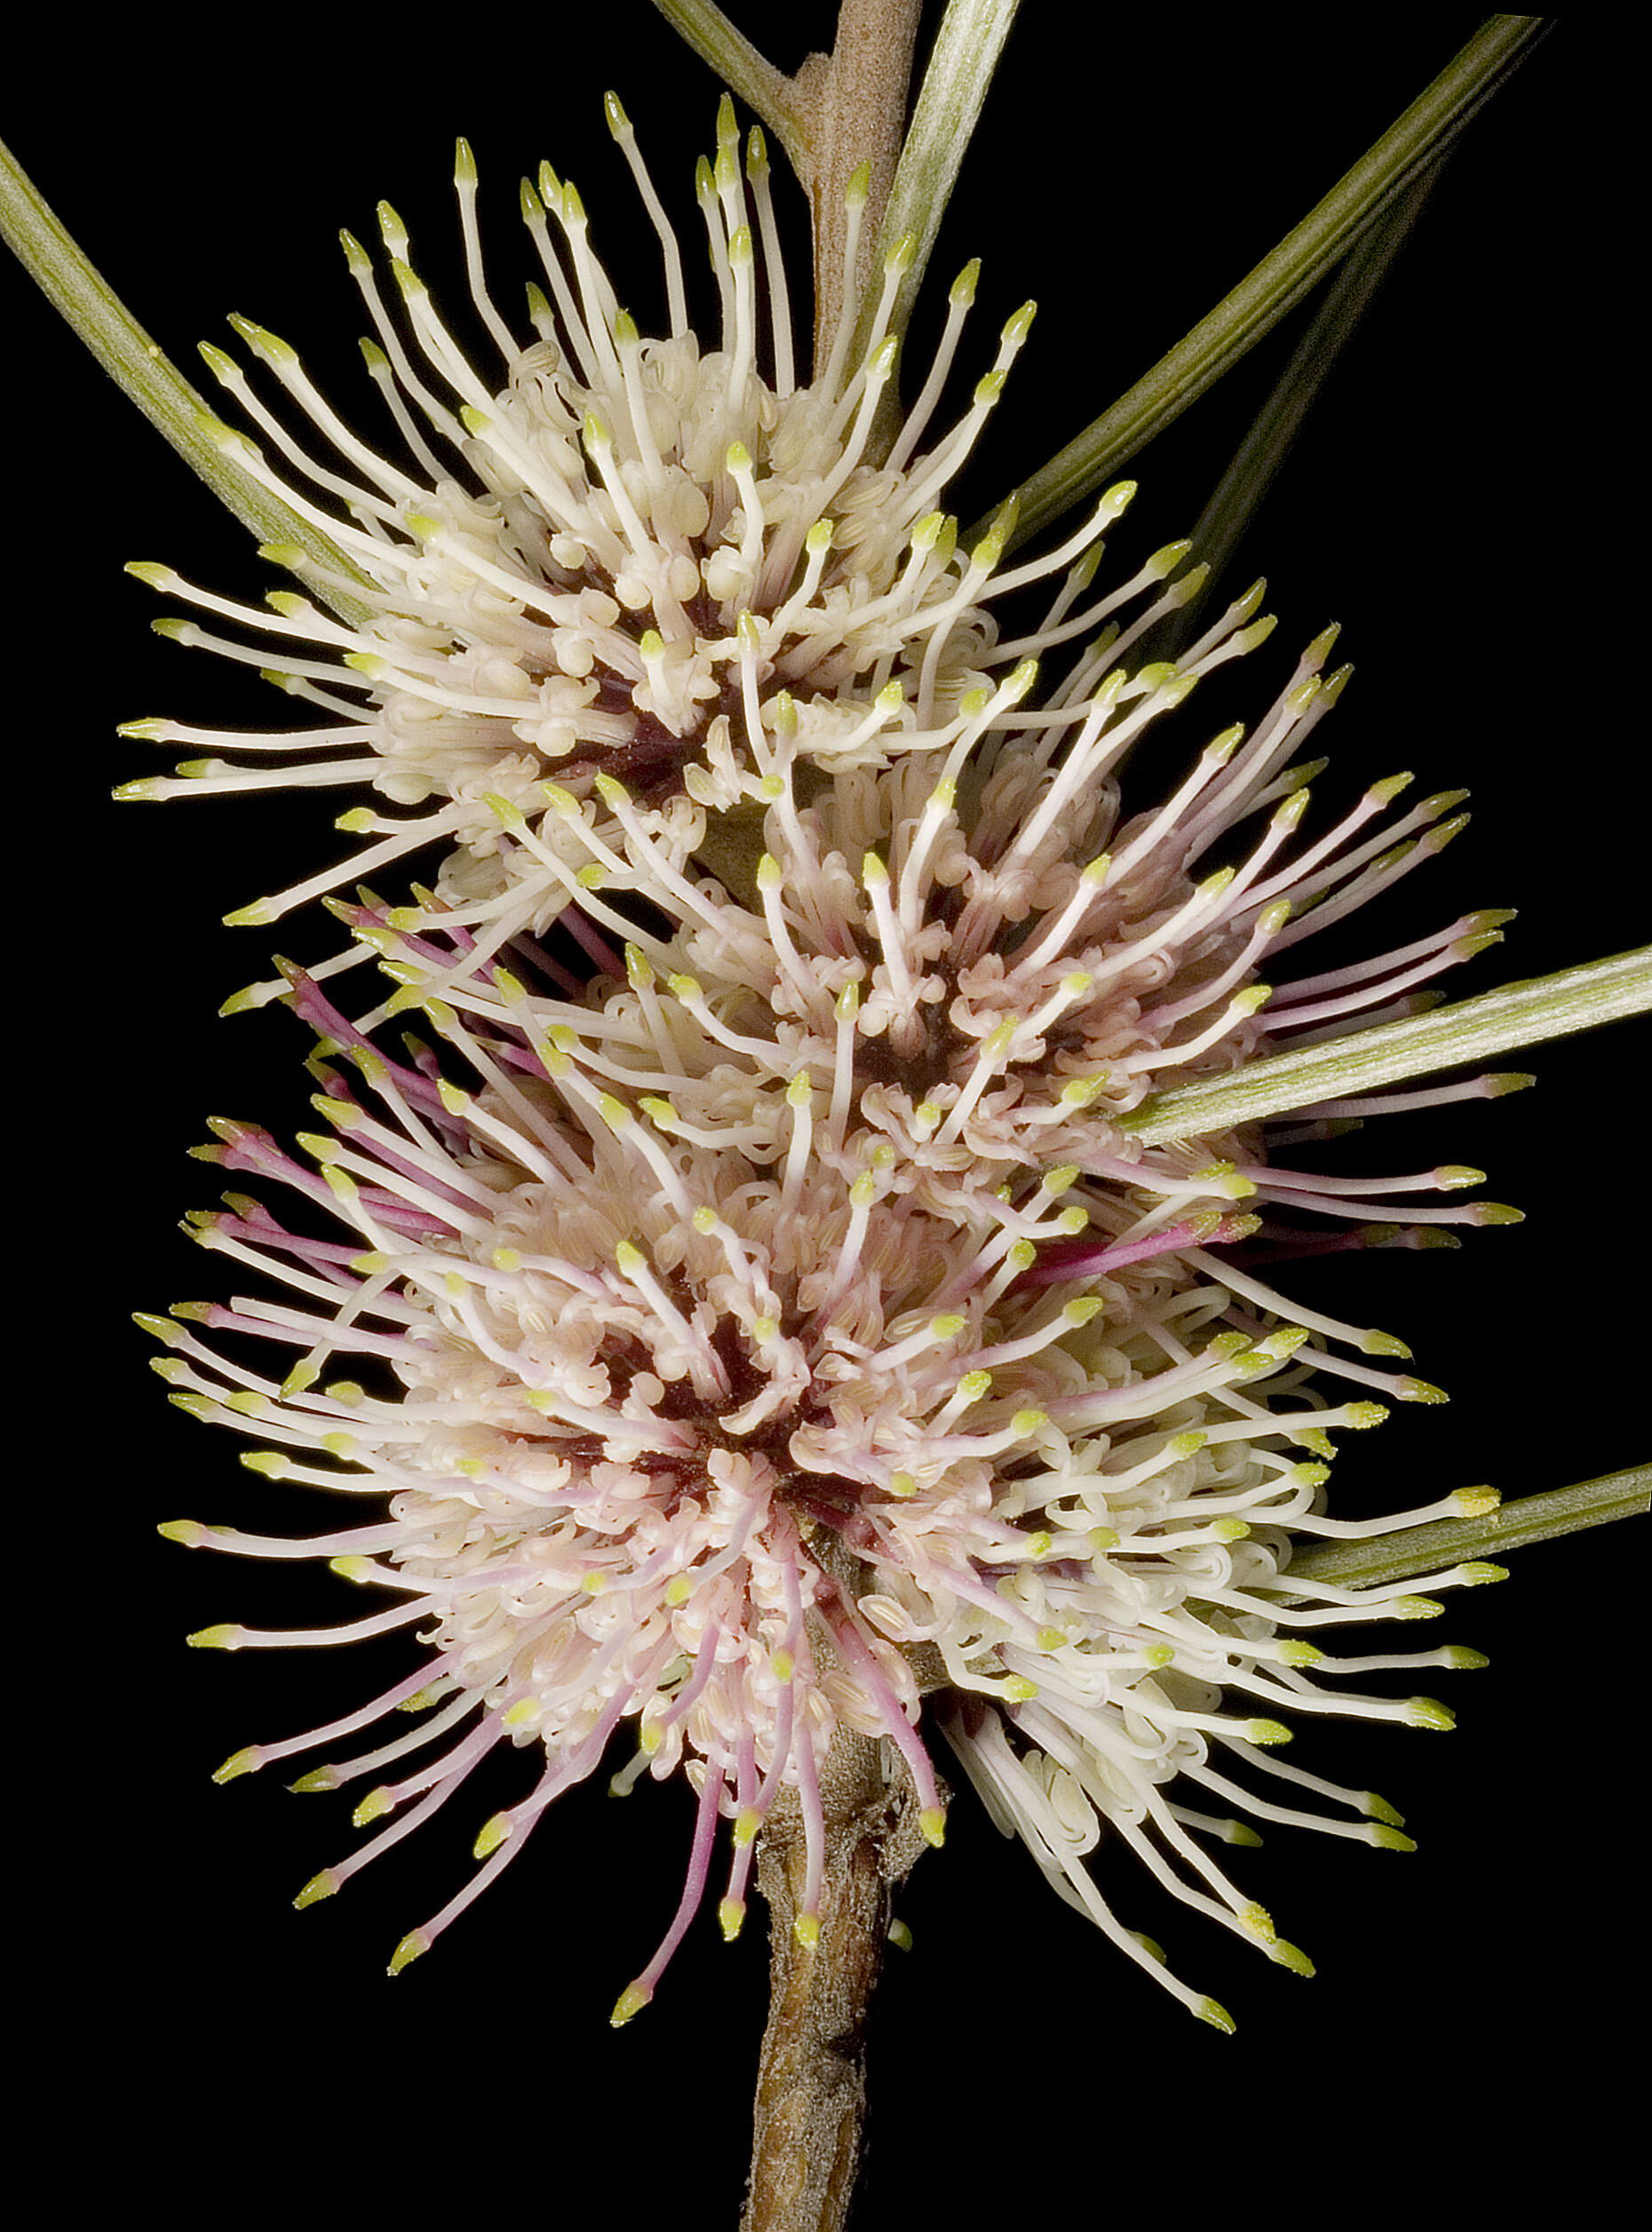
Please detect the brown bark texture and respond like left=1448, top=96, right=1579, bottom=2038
left=740, top=1723, right=933, bottom=2232
left=803, top=0, right=923, bottom=370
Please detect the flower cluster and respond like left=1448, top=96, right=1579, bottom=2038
left=140, top=102, right=1515, bottom=2027
left=116, top=97, right=1049, bottom=968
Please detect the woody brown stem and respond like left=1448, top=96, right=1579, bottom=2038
left=651, top=0, right=923, bottom=383
left=804, top=0, right=924, bottom=371
left=741, top=1726, right=897, bottom=2232
left=740, top=1533, right=941, bottom=2232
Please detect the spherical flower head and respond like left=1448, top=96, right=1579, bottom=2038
left=117, top=105, right=1059, bottom=952
left=155, top=863, right=1503, bottom=2018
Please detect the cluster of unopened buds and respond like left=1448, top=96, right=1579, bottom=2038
left=133, top=97, right=1517, bottom=2028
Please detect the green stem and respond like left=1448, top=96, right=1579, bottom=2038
left=1116, top=947, right=1652, bottom=1145
left=1282, top=1467, right=1650, bottom=1595
left=647, top=0, right=812, bottom=170
left=994, top=14, right=1547, bottom=550
left=0, top=134, right=373, bottom=622
left=857, top=0, right=1021, bottom=365
left=1150, top=163, right=1442, bottom=660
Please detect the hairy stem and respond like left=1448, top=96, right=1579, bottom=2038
left=807, top=0, right=924, bottom=369
left=651, top=0, right=924, bottom=375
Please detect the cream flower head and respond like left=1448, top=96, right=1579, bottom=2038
left=115, top=102, right=1056, bottom=955
left=148, top=561, right=1514, bottom=2020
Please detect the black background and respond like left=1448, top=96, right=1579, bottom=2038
left=5, top=10, right=1640, bottom=2219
